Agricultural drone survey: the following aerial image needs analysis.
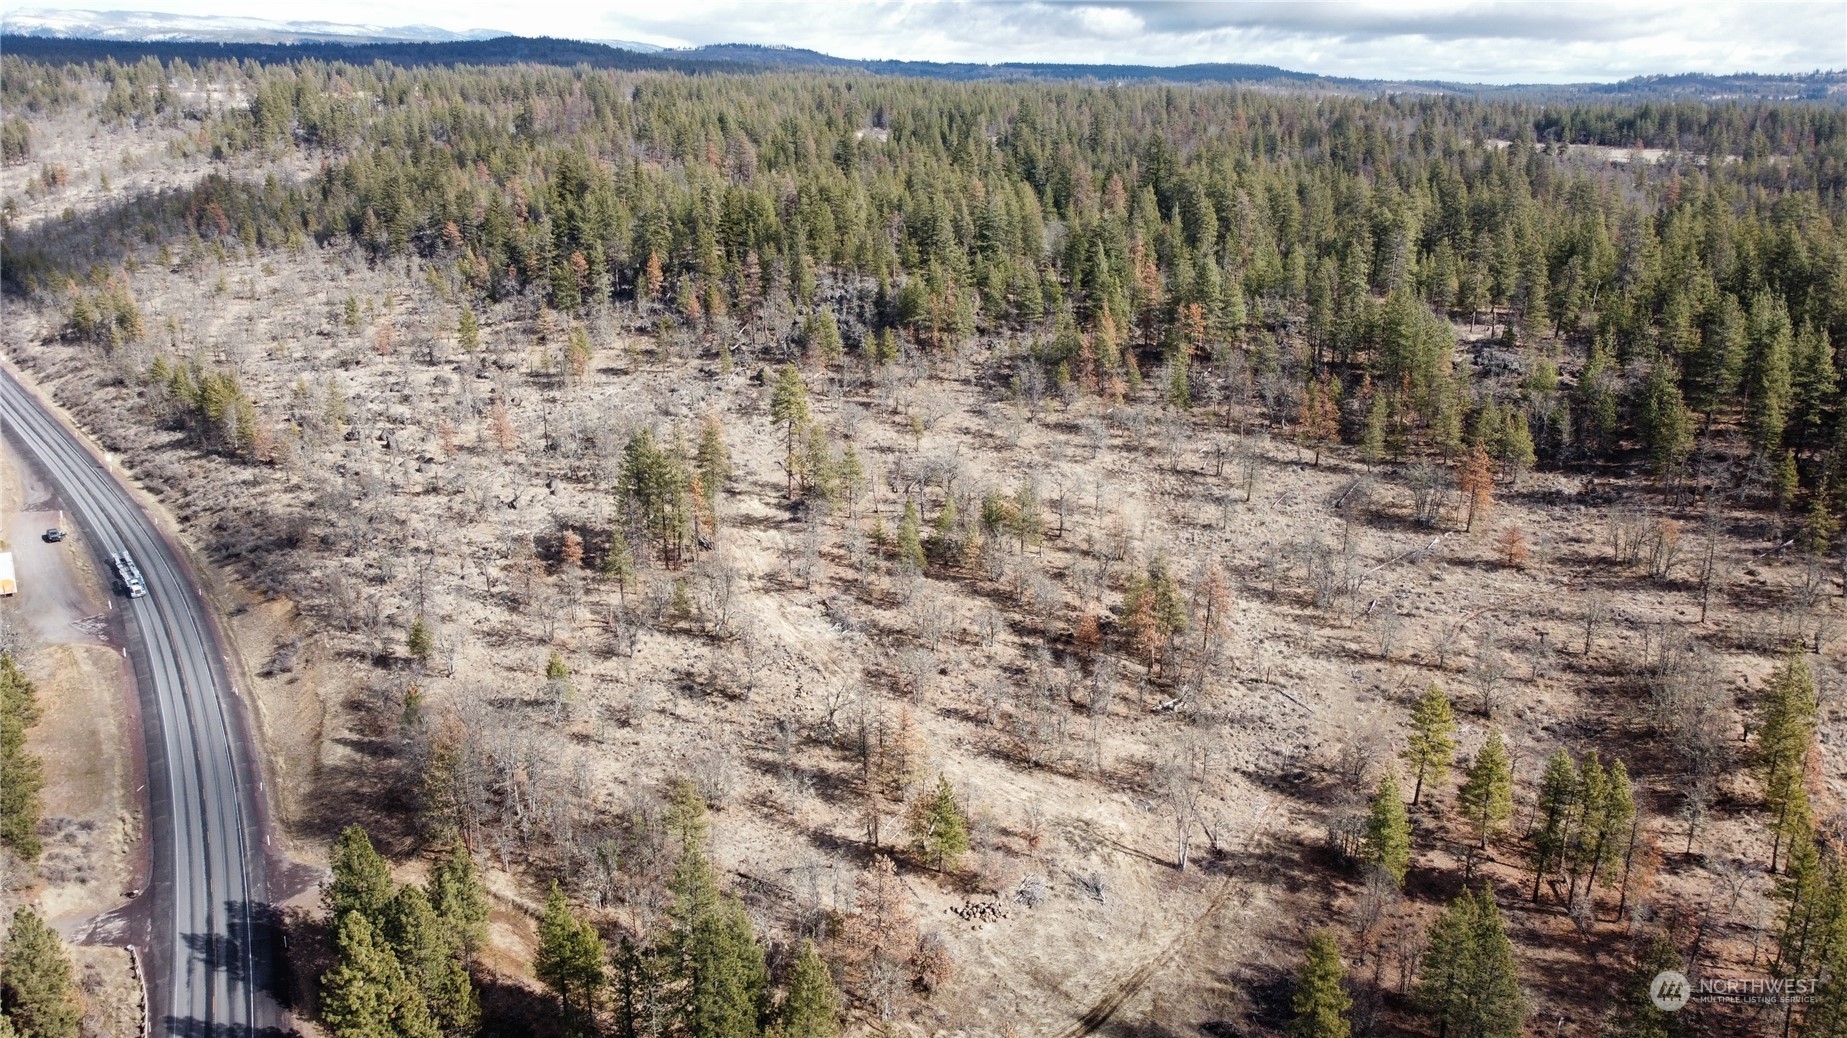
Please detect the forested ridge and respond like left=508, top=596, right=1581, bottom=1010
left=4, top=49, right=1847, bottom=1038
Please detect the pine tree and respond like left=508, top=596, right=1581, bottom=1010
left=1496, top=412, right=1536, bottom=488
left=1289, top=929, right=1351, bottom=1038
left=327, top=824, right=396, bottom=926
left=1792, top=323, right=1838, bottom=446
left=1458, top=731, right=1514, bottom=848
left=457, top=307, right=480, bottom=352
left=1756, top=653, right=1820, bottom=872
left=321, top=910, right=439, bottom=1038
left=906, top=773, right=971, bottom=871
left=1575, top=338, right=1622, bottom=451
left=1768, top=822, right=1842, bottom=1038
left=426, top=839, right=491, bottom=960
left=407, top=615, right=434, bottom=666
left=535, top=881, right=607, bottom=1030
left=0, top=907, right=83, bottom=1038
left=1529, top=749, right=1580, bottom=903
left=1563, top=752, right=1634, bottom=903
left=1790, top=840, right=1847, bottom=1038
left=1416, top=886, right=1525, bottom=1038
left=1605, top=932, right=1685, bottom=1038
left=896, top=498, right=926, bottom=571
left=770, top=364, right=810, bottom=498
left=1364, top=770, right=1412, bottom=886
left=1360, top=392, right=1388, bottom=467
left=664, top=781, right=769, bottom=1038
left=381, top=885, right=479, bottom=1036
left=805, top=310, right=844, bottom=365
left=683, top=897, right=769, bottom=1038
left=777, top=940, right=843, bottom=1038
left=928, top=493, right=960, bottom=560
left=1404, top=684, right=1458, bottom=806
left=1746, top=291, right=1795, bottom=454
left=696, top=413, right=733, bottom=517
left=1638, top=357, right=1694, bottom=482
left=604, top=526, right=638, bottom=594
left=0, top=653, right=45, bottom=861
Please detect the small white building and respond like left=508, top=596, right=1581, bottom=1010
left=0, top=552, right=14, bottom=596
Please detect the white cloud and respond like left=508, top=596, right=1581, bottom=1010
left=14, top=0, right=1845, bottom=82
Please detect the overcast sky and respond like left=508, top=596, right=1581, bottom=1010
left=17, top=1, right=1847, bottom=83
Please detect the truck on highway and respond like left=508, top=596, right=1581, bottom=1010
left=0, top=552, right=13, bottom=596
left=111, top=551, right=147, bottom=598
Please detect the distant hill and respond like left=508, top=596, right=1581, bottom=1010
left=1, top=31, right=1841, bottom=104
left=0, top=8, right=661, bottom=51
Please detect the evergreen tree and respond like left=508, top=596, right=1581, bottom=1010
left=1364, top=770, right=1412, bottom=886
left=665, top=783, right=769, bottom=1038
left=1360, top=392, right=1388, bottom=467
left=407, top=615, right=434, bottom=666
left=604, top=525, right=638, bottom=592
left=1457, top=731, right=1514, bottom=848
left=805, top=310, right=844, bottom=365
left=0, top=907, right=82, bottom=1038
left=1574, top=339, right=1622, bottom=452
left=1746, top=291, right=1795, bottom=455
left=905, top=773, right=971, bottom=871
left=1496, top=411, right=1536, bottom=487
left=321, top=910, right=439, bottom=1038
left=1768, top=825, right=1842, bottom=1038
left=777, top=940, right=843, bottom=1038
left=0, top=653, right=45, bottom=861
left=1527, top=749, right=1581, bottom=904
left=1790, top=841, right=1847, bottom=1038
left=1564, top=753, right=1634, bottom=902
left=696, top=413, right=733, bottom=513
left=896, top=498, right=926, bottom=571
left=619, top=427, right=692, bottom=562
left=1403, top=684, right=1458, bottom=806
left=327, top=824, right=396, bottom=926
left=1792, top=323, right=1838, bottom=446
left=1638, top=357, right=1694, bottom=482
left=684, top=898, right=769, bottom=1038
left=1289, top=929, right=1351, bottom=1038
left=535, top=881, right=607, bottom=1030
left=1756, top=653, right=1821, bottom=872
left=426, top=839, right=491, bottom=960
left=457, top=307, right=479, bottom=352
left=1416, top=886, right=1525, bottom=1038
left=769, top=364, right=810, bottom=498
left=381, top=886, right=479, bottom=1036
left=1605, top=932, right=1685, bottom=1038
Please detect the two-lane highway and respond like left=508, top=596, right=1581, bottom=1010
left=0, top=368, right=278, bottom=1035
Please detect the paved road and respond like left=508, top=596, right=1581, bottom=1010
left=0, top=369, right=281, bottom=1036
